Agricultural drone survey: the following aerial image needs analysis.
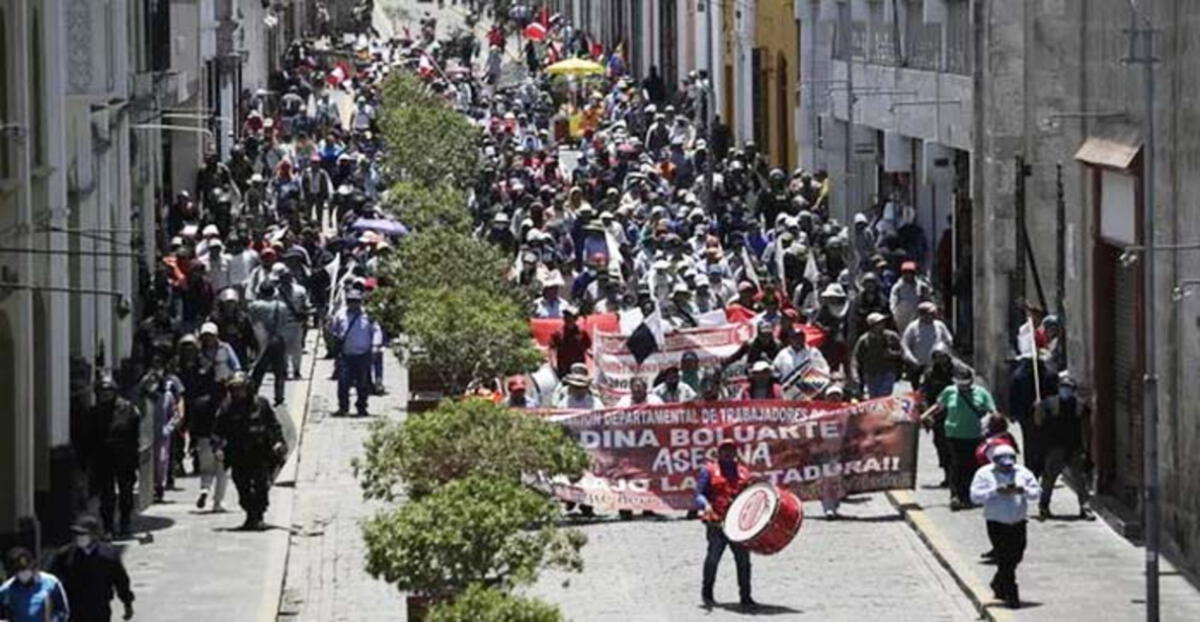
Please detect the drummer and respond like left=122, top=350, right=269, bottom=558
left=695, top=439, right=757, bottom=611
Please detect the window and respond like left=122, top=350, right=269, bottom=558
left=945, top=0, right=973, bottom=75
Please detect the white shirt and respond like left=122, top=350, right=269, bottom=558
left=772, top=345, right=829, bottom=386
left=532, top=296, right=569, bottom=319
left=228, top=249, right=260, bottom=288
left=970, top=463, right=1043, bottom=524
left=651, top=382, right=697, bottom=404
left=901, top=319, right=955, bottom=366
left=615, top=393, right=665, bottom=407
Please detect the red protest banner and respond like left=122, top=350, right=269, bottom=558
left=537, top=396, right=920, bottom=512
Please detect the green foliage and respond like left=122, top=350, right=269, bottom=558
left=427, top=584, right=563, bottom=622
left=380, top=72, right=440, bottom=110
left=367, top=229, right=520, bottom=337
left=356, top=399, right=589, bottom=502
left=362, top=476, right=587, bottom=597
left=401, top=286, right=543, bottom=395
left=381, top=180, right=470, bottom=234
left=378, top=88, right=481, bottom=186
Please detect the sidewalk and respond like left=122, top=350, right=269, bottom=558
left=887, top=426, right=1200, bottom=621
left=276, top=347, right=409, bottom=621
left=120, top=334, right=317, bottom=622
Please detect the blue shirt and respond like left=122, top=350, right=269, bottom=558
left=329, top=308, right=382, bottom=356
left=0, top=572, right=70, bottom=622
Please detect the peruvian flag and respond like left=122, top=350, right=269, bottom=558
left=326, top=63, right=348, bottom=87
left=524, top=22, right=547, bottom=41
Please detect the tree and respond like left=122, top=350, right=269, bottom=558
left=356, top=399, right=589, bottom=501
left=381, top=180, right=471, bottom=234
left=399, top=286, right=543, bottom=396
left=368, top=229, right=522, bottom=338
left=362, top=476, right=586, bottom=597
left=427, top=584, right=563, bottom=622
left=379, top=96, right=481, bottom=187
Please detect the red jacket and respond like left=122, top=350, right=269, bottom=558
left=703, top=460, right=750, bottom=522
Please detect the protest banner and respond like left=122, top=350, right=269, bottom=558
left=591, top=322, right=756, bottom=402
left=537, top=395, right=920, bottom=512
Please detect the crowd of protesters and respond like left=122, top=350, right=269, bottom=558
left=451, top=8, right=1087, bottom=609
left=1, top=13, right=410, bottom=620
left=1, top=5, right=1093, bottom=617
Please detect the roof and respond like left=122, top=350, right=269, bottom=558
left=1074, top=123, right=1141, bottom=170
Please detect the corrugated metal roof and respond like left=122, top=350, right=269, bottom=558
left=1074, top=123, right=1142, bottom=170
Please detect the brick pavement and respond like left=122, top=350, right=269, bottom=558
left=120, top=333, right=317, bottom=622
left=276, top=349, right=409, bottom=622
left=527, top=494, right=978, bottom=621
left=890, top=424, right=1200, bottom=621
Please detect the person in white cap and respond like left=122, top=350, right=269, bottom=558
left=199, top=321, right=242, bottom=383
left=970, top=443, right=1041, bottom=608
left=852, top=212, right=876, bottom=271
left=850, top=312, right=904, bottom=398
left=328, top=288, right=382, bottom=417
left=901, top=301, right=955, bottom=373
left=272, top=264, right=311, bottom=379
left=531, top=272, right=569, bottom=318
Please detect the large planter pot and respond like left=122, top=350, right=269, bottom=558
left=406, top=594, right=433, bottom=622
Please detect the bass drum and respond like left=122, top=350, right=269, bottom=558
left=722, top=483, right=804, bottom=555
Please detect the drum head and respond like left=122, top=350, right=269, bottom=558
left=723, top=483, right=778, bottom=543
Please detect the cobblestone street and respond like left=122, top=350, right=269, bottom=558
left=278, top=349, right=409, bottom=622
left=527, top=494, right=976, bottom=621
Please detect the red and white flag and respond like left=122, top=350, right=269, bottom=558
left=326, top=64, right=347, bottom=87
left=524, top=22, right=548, bottom=41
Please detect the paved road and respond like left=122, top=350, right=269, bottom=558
left=277, top=349, right=410, bottom=622
left=121, top=333, right=317, bottom=622
left=527, top=494, right=977, bottom=622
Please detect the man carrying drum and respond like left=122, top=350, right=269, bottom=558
left=695, top=439, right=758, bottom=611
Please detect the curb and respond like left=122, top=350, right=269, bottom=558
left=884, top=490, right=1013, bottom=622
left=259, top=335, right=320, bottom=622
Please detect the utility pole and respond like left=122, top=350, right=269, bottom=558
left=704, top=0, right=716, bottom=218
left=1123, top=3, right=1159, bottom=620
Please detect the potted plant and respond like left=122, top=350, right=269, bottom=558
left=355, top=399, right=589, bottom=501
left=426, top=583, right=563, bottom=622
left=361, top=476, right=586, bottom=620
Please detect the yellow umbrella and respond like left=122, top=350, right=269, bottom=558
left=545, top=58, right=606, bottom=76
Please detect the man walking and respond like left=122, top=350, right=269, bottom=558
left=695, top=439, right=756, bottom=611
left=328, top=289, right=382, bottom=417
left=922, top=367, right=996, bottom=510
left=1033, top=371, right=1094, bottom=520
left=47, top=516, right=135, bottom=621
left=214, top=373, right=287, bottom=530
left=81, top=376, right=141, bottom=538
left=0, top=547, right=70, bottom=621
left=248, top=281, right=290, bottom=406
left=970, top=445, right=1041, bottom=608
left=850, top=312, right=904, bottom=399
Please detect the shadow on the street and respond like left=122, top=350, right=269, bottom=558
left=129, top=513, right=176, bottom=535
left=706, top=601, right=803, bottom=615
left=822, top=513, right=902, bottom=523
left=984, top=600, right=1043, bottom=612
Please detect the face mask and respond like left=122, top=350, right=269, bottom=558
left=955, top=381, right=972, bottom=392
left=16, top=570, right=34, bottom=583
left=1058, top=387, right=1074, bottom=401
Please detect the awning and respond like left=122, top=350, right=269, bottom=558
left=1074, top=123, right=1142, bottom=170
